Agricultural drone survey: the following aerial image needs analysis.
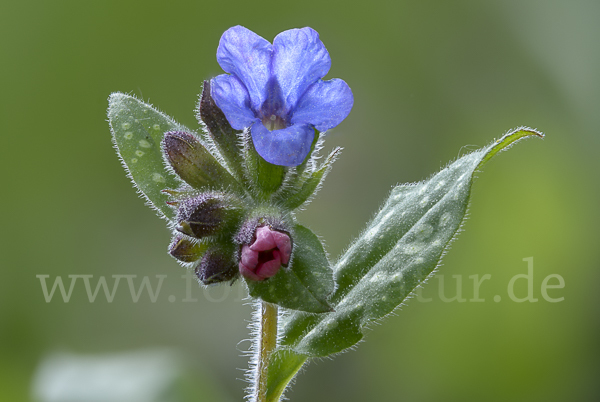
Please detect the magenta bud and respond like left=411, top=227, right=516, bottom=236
left=239, top=226, right=293, bottom=281
left=196, top=247, right=238, bottom=285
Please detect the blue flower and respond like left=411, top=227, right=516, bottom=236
left=211, top=26, right=354, bottom=167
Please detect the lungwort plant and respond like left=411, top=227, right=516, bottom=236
left=108, top=25, right=543, bottom=402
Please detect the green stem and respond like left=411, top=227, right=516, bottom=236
left=256, top=301, right=278, bottom=402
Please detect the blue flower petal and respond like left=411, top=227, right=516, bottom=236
left=251, top=122, right=315, bottom=166
left=291, top=79, right=354, bottom=132
left=211, top=75, right=258, bottom=130
left=272, top=28, right=331, bottom=114
left=217, top=26, right=272, bottom=112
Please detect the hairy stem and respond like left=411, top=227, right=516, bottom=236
left=255, top=301, right=278, bottom=402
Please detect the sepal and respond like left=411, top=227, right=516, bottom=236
left=242, top=130, right=286, bottom=199
left=168, top=234, right=209, bottom=263
left=274, top=146, right=341, bottom=211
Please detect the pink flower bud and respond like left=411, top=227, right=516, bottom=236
left=239, top=226, right=292, bottom=281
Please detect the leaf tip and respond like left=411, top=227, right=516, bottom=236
left=496, top=126, right=545, bottom=146
left=107, top=92, right=132, bottom=122
left=480, top=126, right=545, bottom=168
left=107, top=91, right=128, bottom=108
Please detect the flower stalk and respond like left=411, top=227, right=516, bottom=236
left=255, top=301, right=278, bottom=402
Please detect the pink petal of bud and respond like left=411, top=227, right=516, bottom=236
left=241, top=244, right=259, bottom=267
left=256, top=250, right=282, bottom=279
left=239, top=225, right=293, bottom=281
left=239, top=263, right=262, bottom=281
left=271, top=231, right=292, bottom=265
left=250, top=226, right=277, bottom=251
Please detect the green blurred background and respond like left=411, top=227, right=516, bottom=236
left=2, top=0, right=598, bottom=400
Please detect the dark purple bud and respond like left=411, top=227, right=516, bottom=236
left=176, top=193, right=242, bottom=238
left=239, top=226, right=293, bottom=281
left=199, top=80, right=238, bottom=143
left=198, top=81, right=245, bottom=181
left=168, top=234, right=208, bottom=263
left=162, top=131, right=239, bottom=190
left=195, top=247, right=238, bottom=285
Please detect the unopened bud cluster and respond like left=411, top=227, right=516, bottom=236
left=160, top=83, right=334, bottom=286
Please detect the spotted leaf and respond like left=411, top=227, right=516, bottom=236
left=108, top=93, right=187, bottom=221
left=265, top=127, right=544, bottom=402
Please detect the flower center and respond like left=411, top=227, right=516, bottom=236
left=262, top=114, right=287, bottom=131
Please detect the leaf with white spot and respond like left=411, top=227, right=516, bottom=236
left=265, top=127, right=544, bottom=402
left=108, top=93, right=188, bottom=221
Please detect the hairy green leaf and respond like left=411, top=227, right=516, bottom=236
left=108, top=93, right=187, bottom=221
left=266, top=351, right=307, bottom=402
left=246, top=224, right=334, bottom=313
left=266, top=127, right=544, bottom=400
